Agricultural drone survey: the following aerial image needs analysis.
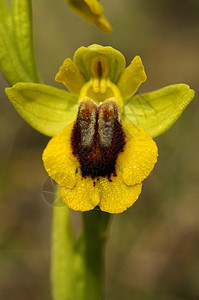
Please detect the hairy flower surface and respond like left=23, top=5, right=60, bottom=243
left=43, top=99, right=157, bottom=213
left=5, top=45, right=195, bottom=213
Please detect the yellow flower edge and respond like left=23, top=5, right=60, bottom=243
left=42, top=121, right=158, bottom=214
left=118, top=122, right=158, bottom=186
left=42, top=123, right=78, bottom=189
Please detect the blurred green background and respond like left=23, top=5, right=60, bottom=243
left=0, top=0, right=199, bottom=299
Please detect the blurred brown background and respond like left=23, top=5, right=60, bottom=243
left=0, top=0, right=199, bottom=299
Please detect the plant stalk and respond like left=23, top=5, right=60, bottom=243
left=51, top=188, right=111, bottom=300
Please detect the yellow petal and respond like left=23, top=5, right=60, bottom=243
left=42, top=123, right=78, bottom=188
left=67, top=0, right=112, bottom=33
left=61, top=173, right=100, bottom=211
left=118, top=122, right=158, bottom=186
left=92, top=15, right=112, bottom=33
left=55, top=58, right=86, bottom=95
left=98, top=168, right=142, bottom=213
left=84, top=0, right=103, bottom=15
left=117, top=56, right=147, bottom=100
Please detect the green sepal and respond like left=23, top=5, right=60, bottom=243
left=0, top=0, right=40, bottom=85
left=122, top=84, right=195, bottom=138
left=74, top=44, right=126, bottom=83
left=5, top=83, right=78, bottom=137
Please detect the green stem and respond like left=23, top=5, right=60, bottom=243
left=51, top=188, right=75, bottom=300
left=82, top=210, right=111, bottom=300
left=51, top=187, right=111, bottom=300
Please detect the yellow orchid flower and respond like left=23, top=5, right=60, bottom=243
left=42, top=44, right=159, bottom=213
left=6, top=44, right=195, bottom=213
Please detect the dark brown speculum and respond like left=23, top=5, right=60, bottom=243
left=71, top=98, right=126, bottom=180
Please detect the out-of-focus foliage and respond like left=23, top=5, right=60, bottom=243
left=0, top=0, right=40, bottom=84
left=0, top=0, right=198, bottom=299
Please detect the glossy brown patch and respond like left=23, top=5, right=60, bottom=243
left=71, top=100, right=125, bottom=180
